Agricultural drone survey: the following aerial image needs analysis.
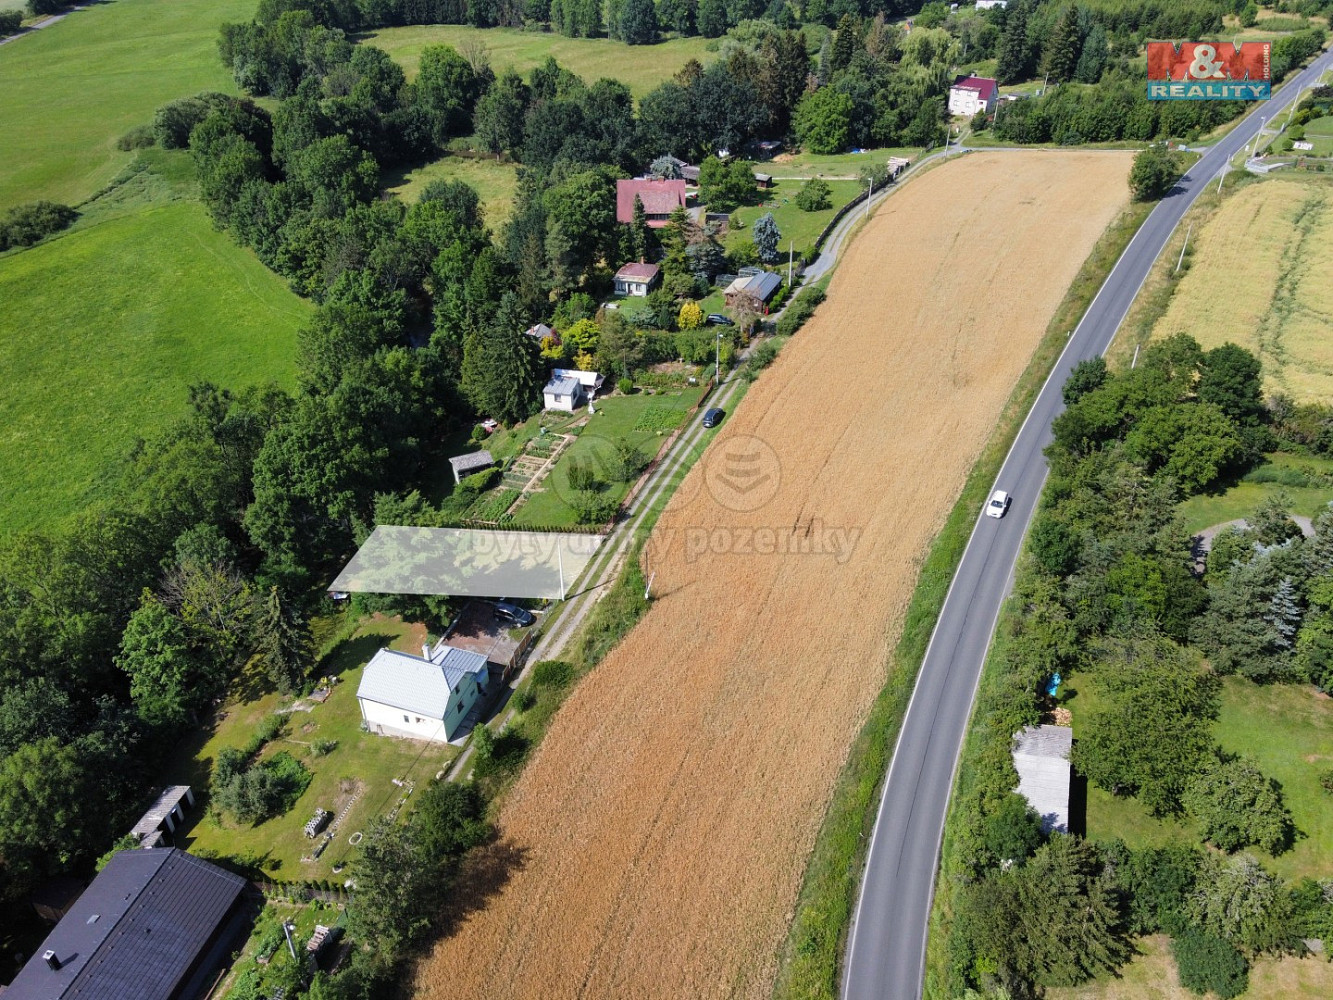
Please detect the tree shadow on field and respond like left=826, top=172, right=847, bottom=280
left=431, top=837, right=531, bottom=937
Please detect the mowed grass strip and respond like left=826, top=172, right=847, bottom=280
left=0, top=0, right=249, bottom=209
left=384, top=152, right=520, bottom=224
left=1151, top=176, right=1333, bottom=401
left=726, top=178, right=862, bottom=257
left=358, top=24, right=714, bottom=98
left=0, top=201, right=311, bottom=533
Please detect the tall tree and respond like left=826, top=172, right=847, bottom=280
left=619, top=0, right=659, bottom=44
left=1042, top=4, right=1083, bottom=83
left=751, top=211, right=780, bottom=263
left=1183, top=755, right=1293, bottom=854
left=415, top=44, right=480, bottom=144
left=996, top=0, right=1033, bottom=84
left=473, top=69, right=529, bottom=157
left=254, top=586, right=315, bottom=694
left=460, top=293, right=543, bottom=424
left=117, top=591, right=221, bottom=729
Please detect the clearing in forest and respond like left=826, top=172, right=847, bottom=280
left=416, top=150, right=1132, bottom=1000
left=1152, top=176, right=1333, bottom=401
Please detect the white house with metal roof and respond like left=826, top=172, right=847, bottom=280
left=1011, top=724, right=1073, bottom=833
left=357, top=641, right=491, bottom=743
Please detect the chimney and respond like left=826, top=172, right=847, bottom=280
left=422, top=644, right=432, bottom=661
left=43, top=950, right=61, bottom=971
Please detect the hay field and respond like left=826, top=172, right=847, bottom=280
left=415, top=151, right=1132, bottom=1000
left=1152, top=177, right=1333, bottom=401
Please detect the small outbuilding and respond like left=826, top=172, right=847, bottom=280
left=544, top=368, right=603, bottom=411
left=723, top=271, right=783, bottom=314
left=128, top=786, right=196, bottom=849
left=448, top=450, right=494, bottom=484
left=753, top=171, right=774, bottom=189
left=357, top=641, right=492, bottom=743
left=1011, top=724, right=1073, bottom=833
left=613, top=261, right=661, bottom=297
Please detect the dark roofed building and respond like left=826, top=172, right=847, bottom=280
left=616, top=178, right=688, bottom=227
left=6, top=848, right=248, bottom=1000
left=448, top=450, right=494, bottom=484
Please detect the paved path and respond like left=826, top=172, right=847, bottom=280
left=841, top=45, right=1333, bottom=1000
left=0, top=4, right=87, bottom=46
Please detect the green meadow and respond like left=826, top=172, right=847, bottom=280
left=0, top=0, right=250, bottom=209
left=0, top=161, right=311, bottom=533
left=360, top=24, right=715, bottom=99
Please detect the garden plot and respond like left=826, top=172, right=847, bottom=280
left=415, top=151, right=1133, bottom=1000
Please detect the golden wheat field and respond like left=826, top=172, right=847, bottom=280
left=414, top=151, right=1132, bottom=1000
left=1153, top=176, right=1333, bottom=401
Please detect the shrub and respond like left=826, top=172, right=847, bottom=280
left=1171, top=928, right=1249, bottom=999
left=152, top=96, right=213, bottom=149
left=0, top=11, right=24, bottom=37
left=566, top=457, right=597, bottom=492
left=616, top=376, right=634, bottom=395
left=794, top=177, right=832, bottom=212
left=611, top=439, right=648, bottom=482
left=115, top=125, right=157, bottom=151
left=570, top=489, right=619, bottom=524
left=515, top=689, right=538, bottom=711
left=531, top=660, right=575, bottom=689
left=458, top=466, right=500, bottom=493
left=309, top=739, right=337, bottom=757
left=775, top=284, right=825, bottom=337
left=1320, top=769, right=1333, bottom=794
left=213, top=751, right=312, bottom=825
left=741, top=338, right=781, bottom=382
left=1129, top=145, right=1185, bottom=201
left=0, top=201, right=78, bottom=252
left=983, top=793, right=1045, bottom=864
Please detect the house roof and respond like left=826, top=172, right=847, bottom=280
left=7, top=848, right=246, bottom=1000
left=616, top=179, right=687, bottom=223
left=614, top=262, right=660, bottom=281
left=357, top=645, right=489, bottom=720
left=448, top=450, right=494, bottom=476
left=951, top=75, right=999, bottom=102
left=525, top=323, right=554, bottom=339
left=552, top=368, right=603, bottom=389
left=1012, top=725, right=1072, bottom=833
left=544, top=376, right=582, bottom=397
left=726, top=271, right=782, bottom=303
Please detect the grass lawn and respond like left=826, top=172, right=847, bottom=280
left=763, top=146, right=920, bottom=179
left=509, top=384, right=708, bottom=526
left=0, top=180, right=311, bottom=533
left=0, top=0, right=250, bottom=209
left=1048, top=934, right=1333, bottom=1000
left=383, top=151, right=519, bottom=224
left=1070, top=672, right=1333, bottom=881
left=1176, top=453, right=1333, bottom=535
left=358, top=25, right=714, bottom=100
left=724, top=178, right=861, bottom=258
left=170, top=616, right=459, bottom=881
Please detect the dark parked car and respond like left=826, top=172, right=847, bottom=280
left=494, top=601, right=534, bottom=626
left=706, top=313, right=734, bottom=326
left=701, top=408, right=725, bottom=428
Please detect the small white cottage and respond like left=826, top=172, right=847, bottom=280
left=357, top=641, right=491, bottom=743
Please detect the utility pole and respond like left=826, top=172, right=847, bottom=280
left=788, top=240, right=793, bottom=287
left=865, top=174, right=874, bottom=220
left=715, top=329, right=722, bottom=384
left=644, top=571, right=655, bottom=600
left=557, top=543, right=565, bottom=601
left=1176, top=223, right=1192, bottom=273
left=1216, top=159, right=1227, bottom=194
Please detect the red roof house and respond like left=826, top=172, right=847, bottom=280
left=948, top=75, right=999, bottom=116
left=616, top=178, right=688, bottom=227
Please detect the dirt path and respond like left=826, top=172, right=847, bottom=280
left=414, top=151, right=1132, bottom=1000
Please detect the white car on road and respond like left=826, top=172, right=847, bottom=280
left=985, top=490, right=1011, bottom=519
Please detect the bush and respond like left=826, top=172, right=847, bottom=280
left=0, top=11, right=23, bottom=36
left=115, top=125, right=157, bottom=151
left=741, top=338, right=781, bottom=381
left=309, top=739, right=337, bottom=757
left=1171, top=928, right=1249, bottom=999
left=0, top=201, right=78, bottom=252
left=458, top=466, right=500, bottom=493
left=570, top=489, right=619, bottom=524
left=616, top=376, right=634, bottom=394
left=531, top=660, right=575, bottom=689
left=1129, top=145, right=1185, bottom=201
left=775, top=284, right=825, bottom=337
left=1320, top=769, right=1333, bottom=794
left=213, top=751, right=312, bottom=825
left=152, top=96, right=213, bottom=149
left=794, top=177, right=832, bottom=212
left=983, top=793, right=1045, bottom=864
left=566, top=457, right=598, bottom=492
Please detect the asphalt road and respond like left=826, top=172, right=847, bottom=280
left=842, top=48, right=1333, bottom=1000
